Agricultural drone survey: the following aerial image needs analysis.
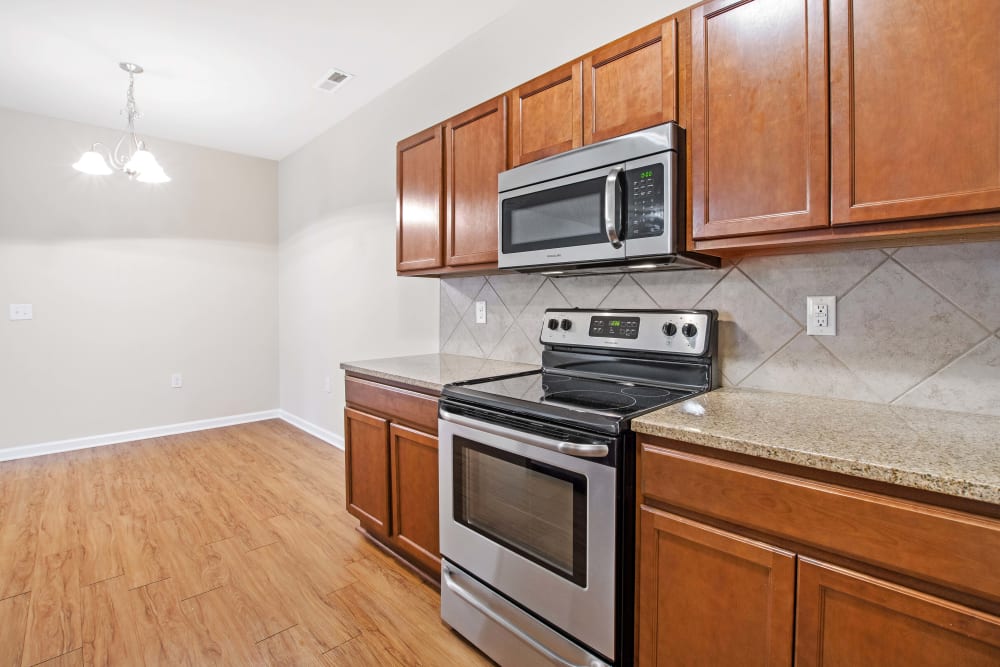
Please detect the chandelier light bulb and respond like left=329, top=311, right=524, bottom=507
left=72, top=149, right=113, bottom=175
left=137, top=165, right=171, bottom=184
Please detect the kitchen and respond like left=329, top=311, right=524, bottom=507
left=1, top=0, right=998, bottom=665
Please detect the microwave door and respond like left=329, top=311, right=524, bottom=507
left=498, top=165, right=627, bottom=270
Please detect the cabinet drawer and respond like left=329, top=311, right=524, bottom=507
left=345, top=375, right=438, bottom=434
left=640, top=440, right=1000, bottom=604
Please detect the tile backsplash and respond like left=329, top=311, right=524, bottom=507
left=440, top=242, right=1000, bottom=416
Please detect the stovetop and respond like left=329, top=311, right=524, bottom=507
left=441, top=308, right=719, bottom=436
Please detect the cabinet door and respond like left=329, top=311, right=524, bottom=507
left=583, top=18, right=678, bottom=145
left=509, top=63, right=582, bottom=166
left=344, top=407, right=391, bottom=537
left=389, top=424, right=440, bottom=574
left=796, top=558, right=1000, bottom=666
left=396, top=126, right=444, bottom=272
left=637, top=506, right=795, bottom=666
left=691, top=0, right=828, bottom=239
left=445, top=96, right=507, bottom=267
left=830, top=0, right=1000, bottom=225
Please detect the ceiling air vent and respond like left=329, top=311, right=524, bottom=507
left=313, top=68, right=354, bottom=93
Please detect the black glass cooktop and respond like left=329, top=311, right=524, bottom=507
left=445, top=370, right=698, bottom=426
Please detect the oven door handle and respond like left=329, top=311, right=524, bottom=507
left=603, top=165, right=624, bottom=249
left=439, top=408, right=609, bottom=459
left=442, top=564, right=608, bottom=667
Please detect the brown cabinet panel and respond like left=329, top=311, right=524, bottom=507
left=691, top=0, right=829, bottom=239
left=396, top=126, right=444, bottom=272
left=830, top=0, right=1000, bottom=225
left=509, top=63, right=583, bottom=166
left=343, top=407, right=391, bottom=536
left=389, top=424, right=441, bottom=575
left=637, top=506, right=795, bottom=666
left=345, top=375, right=438, bottom=434
left=640, top=441, right=1000, bottom=605
left=583, top=19, right=678, bottom=145
left=445, top=97, right=507, bottom=267
left=796, top=558, right=1000, bottom=666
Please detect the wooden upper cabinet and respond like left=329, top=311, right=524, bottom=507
left=583, top=18, right=679, bottom=145
left=796, top=559, right=1000, bottom=666
left=509, top=63, right=582, bottom=166
left=445, top=96, right=507, bottom=267
left=637, top=506, right=795, bottom=666
left=830, top=0, right=1000, bottom=225
left=343, top=407, right=391, bottom=537
left=691, top=0, right=829, bottom=240
left=396, top=126, right=444, bottom=272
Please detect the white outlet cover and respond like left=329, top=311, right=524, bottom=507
left=8, top=303, right=33, bottom=320
left=475, top=300, right=487, bottom=324
left=171, top=373, right=183, bottom=388
left=806, top=296, right=836, bottom=336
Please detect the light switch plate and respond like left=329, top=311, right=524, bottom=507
left=9, top=304, right=33, bottom=320
left=171, top=373, right=183, bottom=388
left=806, top=296, right=836, bottom=336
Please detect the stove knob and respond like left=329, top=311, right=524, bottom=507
left=547, top=318, right=560, bottom=330
left=682, top=323, right=698, bottom=338
left=662, top=323, right=677, bottom=336
left=560, top=318, right=573, bottom=331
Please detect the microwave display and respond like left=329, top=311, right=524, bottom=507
left=625, top=163, right=664, bottom=239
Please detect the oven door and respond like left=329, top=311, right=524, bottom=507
left=438, top=407, right=618, bottom=660
left=498, top=164, right=627, bottom=270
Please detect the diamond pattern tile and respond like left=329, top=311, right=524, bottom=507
left=894, top=241, right=1000, bottom=330
left=820, top=260, right=989, bottom=402
left=632, top=264, right=733, bottom=309
left=599, top=275, right=658, bottom=309
left=742, top=333, right=882, bottom=403
left=464, top=283, right=513, bottom=357
left=894, top=335, right=1000, bottom=416
left=696, top=268, right=802, bottom=384
left=740, top=249, right=886, bottom=324
left=440, top=238, right=1000, bottom=417
left=487, top=274, right=545, bottom=318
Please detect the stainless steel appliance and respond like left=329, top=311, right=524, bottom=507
left=439, top=308, right=720, bottom=666
left=497, top=123, right=719, bottom=274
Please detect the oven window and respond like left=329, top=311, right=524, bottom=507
left=453, top=436, right=587, bottom=586
left=501, top=176, right=608, bottom=253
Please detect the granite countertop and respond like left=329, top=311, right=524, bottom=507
left=340, top=353, right=538, bottom=393
left=633, top=387, right=1000, bottom=505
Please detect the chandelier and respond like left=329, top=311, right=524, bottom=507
left=73, top=63, right=170, bottom=183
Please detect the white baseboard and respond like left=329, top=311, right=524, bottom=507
left=278, top=410, right=345, bottom=450
left=0, top=410, right=281, bottom=462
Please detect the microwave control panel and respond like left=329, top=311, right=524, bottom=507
left=625, top=163, right=664, bottom=239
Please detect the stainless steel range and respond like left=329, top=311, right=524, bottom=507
left=438, top=308, right=720, bottom=666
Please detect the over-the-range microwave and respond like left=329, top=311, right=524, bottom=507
left=497, top=122, right=719, bottom=274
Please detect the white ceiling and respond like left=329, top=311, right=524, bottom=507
left=0, top=0, right=520, bottom=160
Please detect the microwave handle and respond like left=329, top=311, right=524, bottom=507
left=603, top=166, right=624, bottom=249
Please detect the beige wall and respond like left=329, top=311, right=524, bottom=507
left=0, top=107, right=278, bottom=449
left=278, top=0, right=692, bottom=437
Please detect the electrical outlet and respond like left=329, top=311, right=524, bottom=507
left=323, top=376, right=332, bottom=393
left=475, top=300, right=487, bottom=324
left=8, top=304, right=33, bottom=320
left=806, top=296, right=836, bottom=336
left=171, top=373, right=183, bottom=388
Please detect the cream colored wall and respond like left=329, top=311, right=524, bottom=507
left=277, top=0, right=692, bottom=437
left=0, top=107, right=278, bottom=450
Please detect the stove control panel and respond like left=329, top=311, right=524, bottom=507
left=540, top=309, right=714, bottom=355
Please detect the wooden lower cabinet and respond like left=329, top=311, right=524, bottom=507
left=637, top=506, right=795, bottom=666
left=796, top=559, right=1000, bottom=666
left=344, top=407, right=391, bottom=537
left=636, top=436, right=1000, bottom=665
left=344, top=376, right=442, bottom=577
left=389, top=423, right=440, bottom=573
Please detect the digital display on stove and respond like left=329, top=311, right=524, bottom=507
left=589, top=316, right=640, bottom=339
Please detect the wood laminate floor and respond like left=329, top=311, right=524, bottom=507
left=0, top=420, right=493, bottom=666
